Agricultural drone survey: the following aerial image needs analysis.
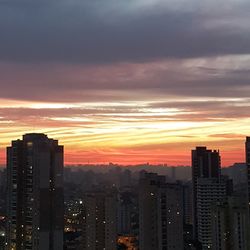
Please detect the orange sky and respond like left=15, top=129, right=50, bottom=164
left=0, top=97, right=248, bottom=167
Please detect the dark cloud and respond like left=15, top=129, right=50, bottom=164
left=0, top=55, right=250, bottom=102
left=0, top=0, right=250, bottom=104
left=0, top=0, right=250, bottom=63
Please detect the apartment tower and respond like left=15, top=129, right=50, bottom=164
left=192, top=147, right=221, bottom=239
left=139, top=172, right=183, bottom=250
left=6, top=133, right=64, bottom=250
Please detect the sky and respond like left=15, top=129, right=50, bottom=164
left=1, top=0, right=250, bottom=166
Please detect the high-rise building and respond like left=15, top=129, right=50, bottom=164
left=182, top=181, right=193, bottom=226
left=192, top=147, right=221, bottom=239
left=246, top=137, right=250, bottom=210
left=118, top=191, right=137, bottom=235
left=245, top=137, right=250, bottom=249
left=6, top=133, right=64, bottom=250
left=196, top=176, right=232, bottom=249
left=211, top=195, right=248, bottom=250
left=82, top=189, right=117, bottom=250
left=139, top=172, right=183, bottom=250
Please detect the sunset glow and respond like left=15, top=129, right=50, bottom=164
left=1, top=0, right=250, bottom=166
left=0, top=93, right=249, bottom=166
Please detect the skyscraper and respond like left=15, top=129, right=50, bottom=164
left=246, top=137, right=250, bottom=210
left=6, top=133, right=64, bottom=250
left=192, top=147, right=221, bottom=239
left=245, top=137, right=250, bottom=249
left=139, top=172, right=183, bottom=250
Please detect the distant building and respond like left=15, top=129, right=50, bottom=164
left=6, top=133, right=64, bottom=250
left=222, top=163, right=247, bottom=186
left=118, top=191, right=138, bottom=235
left=192, top=147, right=221, bottom=239
left=82, top=189, right=117, bottom=250
left=182, top=181, right=193, bottom=226
left=171, top=167, right=176, bottom=182
left=120, top=169, right=132, bottom=187
left=182, top=181, right=195, bottom=249
left=196, top=176, right=232, bottom=249
left=212, top=196, right=248, bottom=250
left=139, top=172, right=183, bottom=250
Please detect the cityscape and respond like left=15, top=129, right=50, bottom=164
left=1, top=0, right=250, bottom=249
left=0, top=133, right=248, bottom=249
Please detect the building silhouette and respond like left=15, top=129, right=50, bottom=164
left=192, top=147, right=221, bottom=240
left=245, top=137, right=250, bottom=249
left=196, top=176, right=232, bottom=249
left=139, top=172, right=183, bottom=250
left=246, top=137, right=250, bottom=210
left=6, top=133, right=64, bottom=250
left=211, top=196, right=248, bottom=250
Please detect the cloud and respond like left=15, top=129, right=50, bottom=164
left=0, top=55, right=250, bottom=102
left=0, top=0, right=250, bottom=63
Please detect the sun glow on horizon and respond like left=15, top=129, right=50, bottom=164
left=0, top=97, right=248, bottom=167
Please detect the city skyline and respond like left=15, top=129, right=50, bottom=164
left=1, top=1, right=250, bottom=249
left=1, top=0, right=250, bottom=166
left=0, top=134, right=248, bottom=167
left=2, top=133, right=250, bottom=249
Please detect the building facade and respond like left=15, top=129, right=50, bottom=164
left=212, top=196, right=248, bottom=250
left=192, top=147, right=221, bottom=240
left=245, top=137, right=250, bottom=249
left=196, top=176, right=232, bottom=249
left=82, top=189, right=117, bottom=250
left=246, top=137, right=250, bottom=210
left=139, top=173, right=183, bottom=250
left=6, top=133, right=64, bottom=250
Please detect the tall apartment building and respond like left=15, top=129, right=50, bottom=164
left=6, top=133, right=64, bottom=250
left=182, top=181, right=193, bottom=226
left=192, top=147, right=221, bottom=239
left=139, top=172, right=183, bottom=250
left=196, top=176, right=232, bottom=249
left=118, top=191, right=138, bottom=235
left=245, top=137, right=250, bottom=249
left=246, top=137, right=250, bottom=210
left=211, top=196, right=248, bottom=250
left=82, top=189, right=117, bottom=250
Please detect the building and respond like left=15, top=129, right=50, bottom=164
left=246, top=137, right=250, bottom=210
left=212, top=196, right=248, bottom=250
left=6, top=133, right=64, bottom=250
left=118, top=191, right=137, bottom=235
left=196, top=176, right=232, bottom=249
left=182, top=181, right=193, bottom=226
left=182, top=181, right=196, bottom=249
left=222, top=163, right=247, bottom=187
left=82, top=189, right=117, bottom=250
left=245, top=137, right=250, bottom=249
left=139, top=172, right=183, bottom=250
left=192, top=147, right=221, bottom=239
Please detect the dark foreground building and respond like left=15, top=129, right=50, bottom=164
left=6, top=133, right=64, bottom=250
left=246, top=137, right=250, bottom=211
